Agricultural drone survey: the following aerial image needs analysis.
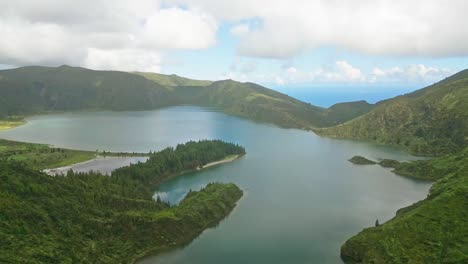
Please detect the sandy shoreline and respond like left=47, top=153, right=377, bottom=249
left=201, top=155, right=240, bottom=169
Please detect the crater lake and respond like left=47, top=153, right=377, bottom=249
left=0, top=106, right=432, bottom=264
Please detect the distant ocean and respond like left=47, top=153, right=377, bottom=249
left=274, top=86, right=420, bottom=108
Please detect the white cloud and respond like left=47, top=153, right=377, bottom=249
left=0, top=0, right=217, bottom=71
left=141, top=8, right=217, bottom=50
left=230, top=23, right=250, bottom=37
left=170, top=0, right=468, bottom=58
left=335, top=61, right=365, bottom=82
left=84, top=48, right=163, bottom=72
left=370, top=65, right=454, bottom=83
left=277, top=61, right=454, bottom=85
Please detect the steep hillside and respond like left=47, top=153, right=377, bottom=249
left=0, top=66, right=176, bottom=115
left=341, top=148, right=468, bottom=263
left=175, top=80, right=333, bottom=128
left=324, top=100, right=375, bottom=125
left=315, top=70, right=468, bottom=156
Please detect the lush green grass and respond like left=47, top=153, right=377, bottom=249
left=0, top=120, right=25, bottom=130
left=341, top=148, right=468, bottom=263
left=316, top=69, right=468, bottom=156
left=0, top=139, right=96, bottom=170
left=0, top=140, right=244, bottom=263
left=134, top=71, right=212, bottom=87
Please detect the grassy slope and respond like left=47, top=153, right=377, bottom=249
left=0, top=139, right=96, bottom=170
left=315, top=70, right=468, bottom=156
left=341, top=148, right=468, bottom=263
left=177, top=80, right=334, bottom=128
left=0, top=120, right=26, bottom=130
left=133, top=72, right=212, bottom=87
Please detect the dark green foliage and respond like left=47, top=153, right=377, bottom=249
left=0, top=140, right=244, bottom=263
left=341, top=148, right=468, bottom=263
left=112, top=140, right=245, bottom=189
left=378, top=159, right=401, bottom=168
left=348, top=156, right=377, bottom=165
left=316, top=69, right=468, bottom=156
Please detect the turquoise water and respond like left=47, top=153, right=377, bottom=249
left=0, top=106, right=431, bottom=263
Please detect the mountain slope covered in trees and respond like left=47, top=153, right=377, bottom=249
left=0, top=65, right=375, bottom=129
left=341, top=147, right=468, bottom=263
left=315, top=70, right=468, bottom=156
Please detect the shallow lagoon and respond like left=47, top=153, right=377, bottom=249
left=0, top=106, right=431, bottom=263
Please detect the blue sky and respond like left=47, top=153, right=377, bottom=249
left=1, top=0, right=467, bottom=97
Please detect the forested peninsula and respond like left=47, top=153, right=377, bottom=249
left=0, top=140, right=245, bottom=263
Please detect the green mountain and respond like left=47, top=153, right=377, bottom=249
left=172, top=80, right=336, bottom=128
left=0, top=65, right=374, bottom=129
left=315, top=70, right=468, bottom=156
left=0, top=65, right=178, bottom=116
left=341, top=147, right=468, bottom=263
left=324, top=100, right=375, bottom=124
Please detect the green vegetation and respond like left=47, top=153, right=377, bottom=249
left=0, top=65, right=375, bottom=130
left=348, top=156, right=377, bottom=165
left=0, top=116, right=26, bottom=130
left=378, top=159, right=402, bottom=168
left=315, top=69, right=468, bottom=156
left=0, top=65, right=177, bottom=116
left=0, top=120, right=25, bottom=130
left=341, top=148, right=468, bottom=263
left=134, top=71, right=212, bottom=87
left=173, top=80, right=332, bottom=129
left=112, top=140, right=245, bottom=188
left=0, top=140, right=244, bottom=263
left=324, top=100, right=375, bottom=125
left=0, top=139, right=96, bottom=170
left=380, top=148, right=468, bottom=181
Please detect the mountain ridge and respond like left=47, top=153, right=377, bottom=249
left=315, top=69, right=468, bottom=156
left=0, top=65, right=374, bottom=129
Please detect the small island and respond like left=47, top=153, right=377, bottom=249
left=0, top=140, right=245, bottom=263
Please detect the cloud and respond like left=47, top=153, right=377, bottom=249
left=230, top=23, right=250, bottom=37
left=0, top=0, right=217, bottom=72
left=170, top=0, right=468, bottom=58
left=370, top=65, right=454, bottom=83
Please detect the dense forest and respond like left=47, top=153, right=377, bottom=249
left=0, top=140, right=244, bottom=263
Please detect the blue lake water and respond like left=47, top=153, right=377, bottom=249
left=0, top=106, right=432, bottom=263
